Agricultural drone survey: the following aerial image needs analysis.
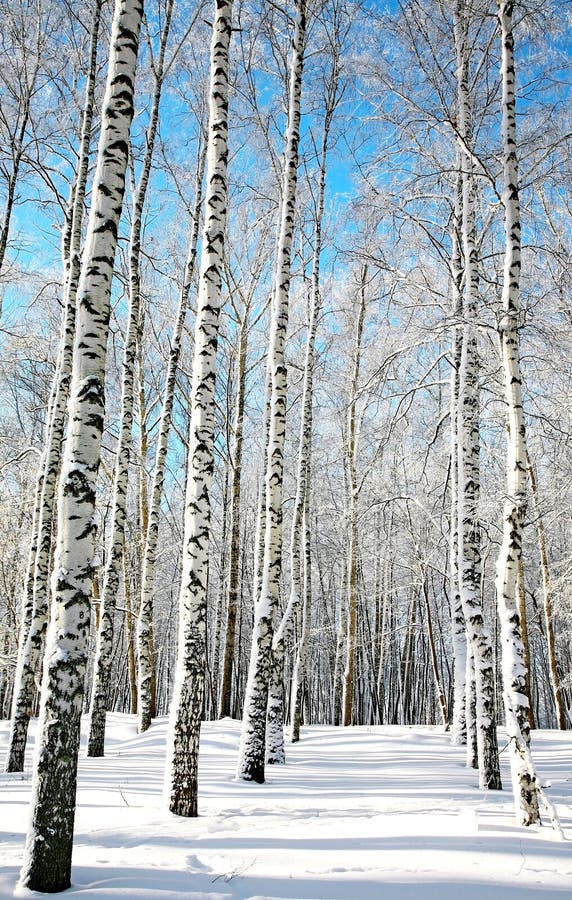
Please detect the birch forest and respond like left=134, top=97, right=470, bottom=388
left=1, top=0, right=571, bottom=892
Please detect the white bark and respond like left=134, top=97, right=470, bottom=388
left=5, top=464, right=43, bottom=769
left=251, top=368, right=272, bottom=612
left=88, top=0, right=174, bottom=757
left=342, top=267, right=367, bottom=727
left=375, top=524, right=392, bottom=724
left=465, top=642, right=478, bottom=769
left=265, top=649, right=286, bottom=764
left=457, top=316, right=501, bottom=787
left=137, top=138, right=206, bottom=734
left=267, top=224, right=318, bottom=760
left=526, top=452, right=568, bottom=729
left=237, top=0, right=307, bottom=783
left=495, top=0, right=540, bottom=826
left=420, top=565, right=449, bottom=729
left=269, top=39, right=339, bottom=754
left=165, top=0, right=232, bottom=818
left=449, top=160, right=467, bottom=747
left=6, top=0, right=102, bottom=774
left=454, top=0, right=501, bottom=790
left=219, top=310, right=249, bottom=718
left=19, top=0, right=142, bottom=891
left=290, top=489, right=312, bottom=742
left=333, top=566, right=348, bottom=725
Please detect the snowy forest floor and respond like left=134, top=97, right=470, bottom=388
left=1, top=716, right=571, bottom=899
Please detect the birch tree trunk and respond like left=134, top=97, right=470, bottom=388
left=526, top=451, right=567, bottom=729
left=218, top=312, right=248, bottom=718
left=375, top=523, right=392, bottom=724
left=135, top=322, right=157, bottom=721
left=266, top=270, right=317, bottom=759
left=137, top=138, right=206, bottom=733
left=333, top=564, right=348, bottom=726
left=236, top=0, right=306, bottom=784
left=268, top=32, right=340, bottom=754
left=420, top=566, right=449, bottom=728
left=5, top=466, right=43, bottom=767
left=454, top=0, right=501, bottom=790
left=495, top=0, right=540, bottom=826
left=5, top=0, right=102, bottom=774
left=342, top=266, right=367, bottom=727
left=449, top=160, right=467, bottom=747
left=123, top=541, right=138, bottom=714
left=165, top=0, right=232, bottom=817
left=465, top=643, right=478, bottom=769
left=290, top=488, right=312, bottom=742
left=210, top=464, right=230, bottom=716
left=216, top=234, right=275, bottom=718
left=19, top=1, right=142, bottom=891
left=88, top=0, right=173, bottom=757
left=401, top=593, right=417, bottom=724
left=516, top=557, right=535, bottom=728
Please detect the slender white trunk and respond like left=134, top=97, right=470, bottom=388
left=211, top=464, right=230, bottom=715
left=135, top=320, right=157, bottom=719
left=449, top=160, right=467, bottom=747
left=495, top=0, right=540, bottom=826
left=454, top=0, right=501, bottom=789
left=290, top=488, right=312, bottom=741
left=5, top=465, right=43, bottom=766
left=269, top=47, right=338, bottom=753
left=266, top=242, right=318, bottom=761
left=88, top=0, right=173, bottom=756
left=5, top=0, right=102, bottom=774
left=420, top=566, right=449, bottom=728
left=237, top=0, right=307, bottom=783
left=375, top=523, right=392, bottom=722
left=526, top=452, right=568, bottom=729
left=219, top=312, right=249, bottom=718
left=457, top=315, right=501, bottom=787
left=333, top=565, right=348, bottom=725
left=165, top=0, right=232, bottom=817
left=265, top=649, right=286, bottom=764
left=342, top=267, right=367, bottom=727
left=137, top=139, right=206, bottom=733
left=123, top=540, right=138, bottom=713
left=516, top=557, right=535, bottom=728
left=19, top=2, right=142, bottom=891
left=251, top=369, right=272, bottom=612
left=465, top=643, right=478, bottom=769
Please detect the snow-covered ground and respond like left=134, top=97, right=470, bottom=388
left=1, top=715, right=570, bottom=899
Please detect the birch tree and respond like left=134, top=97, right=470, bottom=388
left=267, top=0, right=345, bottom=755
left=165, top=0, right=233, bottom=818
left=495, top=0, right=540, bottom=826
left=136, top=21, right=209, bottom=736
left=19, top=0, right=143, bottom=890
left=454, top=0, right=501, bottom=789
left=290, top=488, right=312, bottom=740
left=237, top=0, right=307, bottom=783
left=5, top=0, right=103, bottom=773
left=217, top=305, right=250, bottom=719
left=449, top=161, right=467, bottom=747
left=341, top=266, right=367, bottom=727
left=526, top=451, right=568, bottom=729
left=88, top=0, right=174, bottom=757
left=218, top=232, right=271, bottom=720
